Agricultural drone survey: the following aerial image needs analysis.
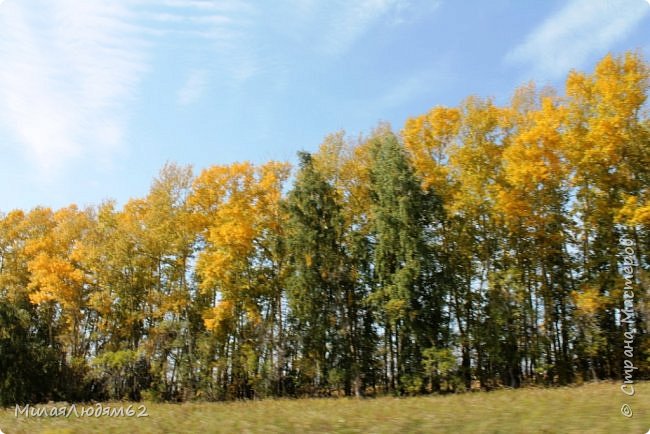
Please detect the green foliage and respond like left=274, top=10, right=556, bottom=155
left=0, top=301, right=60, bottom=406
left=284, top=151, right=349, bottom=391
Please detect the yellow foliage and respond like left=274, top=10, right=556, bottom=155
left=191, top=160, right=289, bottom=334
left=203, top=300, right=234, bottom=331
left=616, top=191, right=650, bottom=227
left=573, top=287, right=603, bottom=316
left=402, top=106, right=460, bottom=196
left=28, top=253, right=84, bottom=308
left=496, top=96, right=567, bottom=229
left=564, top=52, right=648, bottom=191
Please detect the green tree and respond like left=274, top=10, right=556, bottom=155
left=284, top=151, right=352, bottom=395
left=367, top=130, right=443, bottom=394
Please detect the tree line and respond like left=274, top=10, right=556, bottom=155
left=0, top=52, right=648, bottom=405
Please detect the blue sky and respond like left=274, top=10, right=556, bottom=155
left=0, top=0, right=649, bottom=211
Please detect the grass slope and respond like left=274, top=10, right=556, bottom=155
left=1, top=381, right=648, bottom=433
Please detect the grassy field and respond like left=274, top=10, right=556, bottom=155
left=1, top=381, right=648, bottom=433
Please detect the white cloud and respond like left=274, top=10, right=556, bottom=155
left=161, top=0, right=253, bottom=14
left=320, top=0, right=403, bottom=56
left=289, top=0, right=442, bottom=57
left=281, top=0, right=439, bottom=57
left=147, top=0, right=258, bottom=83
left=177, top=70, right=209, bottom=106
left=376, top=65, right=452, bottom=109
left=506, top=0, right=650, bottom=80
left=389, top=0, right=441, bottom=25
left=0, top=0, right=149, bottom=173
left=0, top=0, right=257, bottom=175
left=147, top=12, right=234, bottom=26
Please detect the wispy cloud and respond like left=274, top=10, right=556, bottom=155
left=160, top=0, right=253, bottom=14
left=177, top=70, right=208, bottom=106
left=376, top=64, right=453, bottom=110
left=321, top=0, right=397, bottom=56
left=147, top=0, right=259, bottom=86
left=282, top=0, right=439, bottom=57
left=389, top=0, right=441, bottom=26
left=143, top=0, right=251, bottom=48
left=0, top=0, right=259, bottom=175
left=506, top=0, right=650, bottom=80
left=0, top=0, right=149, bottom=173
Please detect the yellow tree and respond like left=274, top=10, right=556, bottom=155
left=190, top=160, right=290, bottom=398
left=0, top=210, right=31, bottom=303
left=87, top=163, right=198, bottom=401
left=25, top=205, right=94, bottom=361
left=403, top=106, right=461, bottom=200
left=496, top=89, right=574, bottom=384
left=563, top=52, right=649, bottom=379
left=139, top=163, right=197, bottom=400
left=0, top=208, right=64, bottom=404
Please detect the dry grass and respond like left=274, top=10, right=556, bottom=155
left=1, top=381, right=648, bottom=433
